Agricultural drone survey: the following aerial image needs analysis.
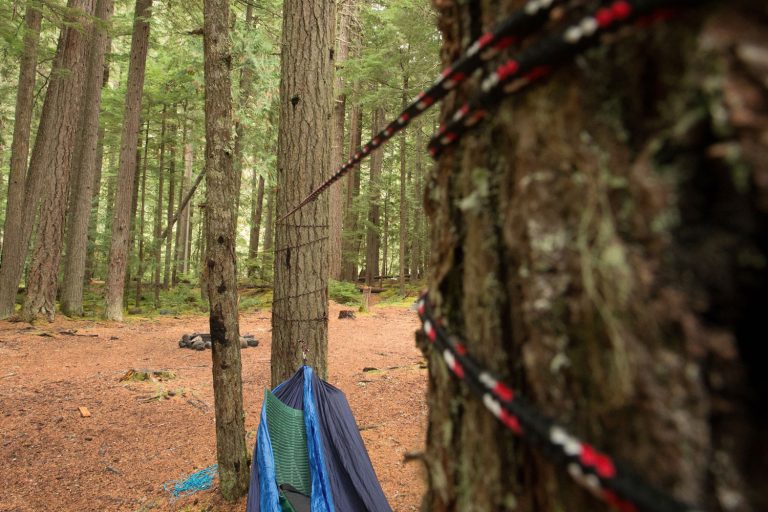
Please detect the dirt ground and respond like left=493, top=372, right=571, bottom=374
left=0, top=302, right=427, bottom=512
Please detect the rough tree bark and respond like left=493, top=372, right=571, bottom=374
left=104, top=0, right=152, bottom=321
left=364, top=108, right=383, bottom=286
left=60, top=0, right=113, bottom=317
left=0, top=1, right=41, bottom=317
left=247, top=174, right=264, bottom=277
left=19, top=0, right=96, bottom=322
left=271, top=0, right=334, bottom=385
left=423, top=2, right=767, bottom=512
left=202, top=0, right=249, bottom=499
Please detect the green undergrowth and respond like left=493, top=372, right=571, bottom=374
left=9, top=277, right=421, bottom=322
left=329, top=279, right=362, bottom=306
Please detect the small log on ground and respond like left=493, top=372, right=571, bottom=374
left=338, top=310, right=356, bottom=319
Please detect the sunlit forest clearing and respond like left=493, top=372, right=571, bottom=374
left=1, top=0, right=767, bottom=511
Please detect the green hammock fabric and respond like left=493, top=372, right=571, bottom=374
left=264, top=389, right=312, bottom=496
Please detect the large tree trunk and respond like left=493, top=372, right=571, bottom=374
left=364, top=108, right=383, bottom=286
left=104, top=0, right=152, bottom=321
left=271, top=0, right=334, bottom=385
left=423, top=3, right=767, bottom=512
left=60, top=0, right=113, bottom=317
left=202, top=0, right=249, bottom=498
left=19, top=0, right=96, bottom=322
left=247, top=174, right=264, bottom=277
left=329, top=0, right=354, bottom=281
left=0, top=1, right=41, bottom=316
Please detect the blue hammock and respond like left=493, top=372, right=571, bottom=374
left=246, top=366, right=391, bottom=512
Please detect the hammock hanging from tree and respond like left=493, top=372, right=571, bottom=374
left=246, top=366, right=391, bottom=512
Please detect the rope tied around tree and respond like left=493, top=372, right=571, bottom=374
left=277, top=0, right=710, bottom=510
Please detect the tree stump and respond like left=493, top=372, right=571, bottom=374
left=360, top=286, right=371, bottom=313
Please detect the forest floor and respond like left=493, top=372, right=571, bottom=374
left=0, top=301, right=427, bottom=512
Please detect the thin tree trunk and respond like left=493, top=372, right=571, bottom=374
left=173, top=118, right=191, bottom=284
left=134, top=116, right=150, bottom=308
left=60, top=0, right=113, bottom=317
left=382, top=173, right=389, bottom=280
left=365, top=108, right=383, bottom=286
left=424, top=4, right=767, bottom=512
left=233, top=3, right=254, bottom=225
left=187, top=194, right=195, bottom=274
left=329, top=0, right=353, bottom=280
left=18, top=0, right=96, bottom=322
left=84, top=128, right=106, bottom=282
left=271, top=0, right=334, bottom=385
left=398, top=75, right=408, bottom=295
left=0, top=1, right=42, bottom=318
left=153, top=104, right=167, bottom=308
left=410, top=123, right=422, bottom=280
left=341, top=104, right=362, bottom=281
left=203, top=0, right=249, bottom=498
left=164, top=107, right=177, bottom=289
left=260, top=185, right=274, bottom=280
left=247, top=174, right=264, bottom=277
left=104, top=0, right=152, bottom=321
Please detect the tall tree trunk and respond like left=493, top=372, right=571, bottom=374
left=233, top=2, right=254, bottom=225
left=272, top=0, right=334, bottom=385
left=260, top=185, right=274, bottom=280
left=341, top=105, right=362, bottom=281
left=202, top=0, right=249, bottom=498
left=84, top=128, right=106, bottom=282
left=247, top=174, right=264, bottom=277
left=104, top=0, right=152, bottom=321
left=135, top=117, right=150, bottom=308
left=17, top=0, right=96, bottom=322
left=410, top=123, right=422, bottom=281
left=153, top=105, right=167, bottom=308
left=424, top=3, right=767, bottom=512
left=398, top=74, right=408, bottom=295
left=60, top=0, right=113, bottom=317
left=164, top=108, right=177, bottom=289
left=0, top=1, right=42, bottom=318
left=382, top=172, right=389, bottom=280
left=173, top=118, right=192, bottom=285
left=329, top=0, right=353, bottom=280
left=365, top=108, right=383, bottom=286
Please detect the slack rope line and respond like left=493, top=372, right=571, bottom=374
left=277, top=0, right=563, bottom=222
left=277, top=0, right=697, bottom=222
left=417, top=293, right=701, bottom=512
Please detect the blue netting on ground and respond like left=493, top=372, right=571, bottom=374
left=163, top=464, right=218, bottom=498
